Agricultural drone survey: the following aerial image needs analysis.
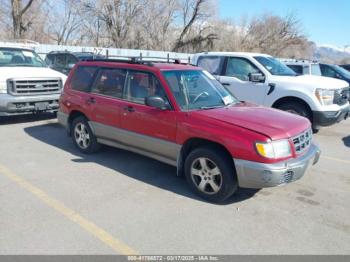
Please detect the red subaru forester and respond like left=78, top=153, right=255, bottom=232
left=58, top=59, right=320, bottom=203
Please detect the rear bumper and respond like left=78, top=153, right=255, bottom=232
left=0, top=93, right=60, bottom=116
left=234, top=143, right=321, bottom=188
left=312, top=104, right=349, bottom=128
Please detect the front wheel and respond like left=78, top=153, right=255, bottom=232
left=184, top=146, right=238, bottom=203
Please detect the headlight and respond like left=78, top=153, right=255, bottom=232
left=0, top=83, right=7, bottom=94
left=315, top=88, right=334, bottom=106
left=255, top=139, right=292, bottom=159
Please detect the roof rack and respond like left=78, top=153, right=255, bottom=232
left=85, top=53, right=192, bottom=66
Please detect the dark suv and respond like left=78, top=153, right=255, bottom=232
left=45, top=51, right=105, bottom=75
left=340, top=64, right=350, bottom=72
left=58, top=59, right=320, bottom=203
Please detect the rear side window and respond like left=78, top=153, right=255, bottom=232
left=70, top=66, right=98, bottom=92
left=197, top=56, right=224, bottom=75
left=92, top=68, right=126, bottom=98
left=287, top=65, right=303, bottom=75
left=311, top=64, right=322, bottom=76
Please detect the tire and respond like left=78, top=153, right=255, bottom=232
left=184, top=145, right=238, bottom=203
left=277, top=101, right=311, bottom=120
left=276, top=101, right=319, bottom=133
left=71, top=116, right=100, bottom=154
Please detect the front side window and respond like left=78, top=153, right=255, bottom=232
left=70, top=66, right=98, bottom=92
left=66, top=54, right=78, bottom=65
left=197, top=56, right=224, bottom=75
left=55, top=54, right=67, bottom=67
left=163, top=70, right=238, bottom=111
left=225, top=57, right=262, bottom=81
left=125, top=71, right=168, bottom=105
left=254, top=56, right=296, bottom=76
left=0, top=48, right=46, bottom=67
left=92, top=68, right=126, bottom=98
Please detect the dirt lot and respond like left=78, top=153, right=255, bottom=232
left=0, top=114, right=349, bottom=255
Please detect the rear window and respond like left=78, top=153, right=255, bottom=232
left=70, top=66, right=98, bottom=92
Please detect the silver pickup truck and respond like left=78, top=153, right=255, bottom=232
left=0, top=44, right=67, bottom=117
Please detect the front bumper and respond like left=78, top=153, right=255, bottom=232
left=312, top=104, right=349, bottom=128
left=234, top=143, right=321, bottom=188
left=0, top=93, right=60, bottom=116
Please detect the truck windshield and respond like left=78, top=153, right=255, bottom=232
left=0, top=48, right=46, bottom=67
left=163, top=70, right=238, bottom=111
left=255, top=56, right=297, bottom=76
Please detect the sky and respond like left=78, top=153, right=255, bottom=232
left=219, top=0, right=350, bottom=48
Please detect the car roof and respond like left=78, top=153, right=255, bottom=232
left=0, top=46, right=34, bottom=51
left=195, top=51, right=271, bottom=57
left=78, top=60, right=199, bottom=71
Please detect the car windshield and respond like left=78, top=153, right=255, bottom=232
left=0, top=48, right=46, bottom=67
left=163, top=70, right=238, bottom=111
left=255, top=56, right=297, bottom=76
left=333, top=64, right=350, bottom=79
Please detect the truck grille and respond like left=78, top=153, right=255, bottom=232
left=292, top=128, right=312, bottom=154
left=7, top=78, right=62, bottom=96
left=333, top=87, right=350, bottom=105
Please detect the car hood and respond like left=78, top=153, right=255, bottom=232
left=192, top=103, right=310, bottom=140
left=0, top=66, right=67, bottom=83
left=270, top=74, right=349, bottom=89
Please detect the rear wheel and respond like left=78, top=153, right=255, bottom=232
left=184, top=145, right=238, bottom=203
left=71, top=116, right=100, bottom=154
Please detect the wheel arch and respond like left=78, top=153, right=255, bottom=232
left=272, top=96, right=313, bottom=119
left=177, top=137, right=233, bottom=177
left=67, top=110, right=89, bottom=136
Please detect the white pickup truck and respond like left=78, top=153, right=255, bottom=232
left=0, top=43, right=67, bottom=117
left=193, top=52, right=350, bottom=132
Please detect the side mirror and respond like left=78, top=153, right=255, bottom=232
left=145, top=96, right=169, bottom=110
left=335, top=73, right=343, bottom=79
left=68, top=63, right=75, bottom=69
left=249, top=73, right=265, bottom=83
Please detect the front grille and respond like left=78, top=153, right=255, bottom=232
left=333, top=87, right=350, bottom=105
left=8, top=78, right=62, bottom=96
left=280, top=171, right=294, bottom=184
left=292, top=128, right=312, bottom=154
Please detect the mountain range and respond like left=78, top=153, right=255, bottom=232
left=314, top=44, right=350, bottom=64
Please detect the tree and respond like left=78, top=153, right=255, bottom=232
left=240, top=13, right=308, bottom=57
left=47, top=0, right=82, bottom=45
left=10, top=0, right=35, bottom=39
left=172, top=0, right=217, bottom=52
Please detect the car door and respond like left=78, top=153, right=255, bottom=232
left=118, top=70, right=179, bottom=162
left=217, top=57, right=268, bottom=104
left=87, top=67, right=126, bottom=141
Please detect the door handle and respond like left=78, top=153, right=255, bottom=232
left=86, top=97, right=96, bottom=104
left=222, top=83, right=230, bottom=86
left=123, top=106, right=135, bottom=112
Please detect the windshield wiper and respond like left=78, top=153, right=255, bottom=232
left=199, top=105, right=224, bottom=110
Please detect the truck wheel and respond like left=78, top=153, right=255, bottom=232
left=184, top=145, right=238, bottom=203
left=71, top=116, right=100, bottom=154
